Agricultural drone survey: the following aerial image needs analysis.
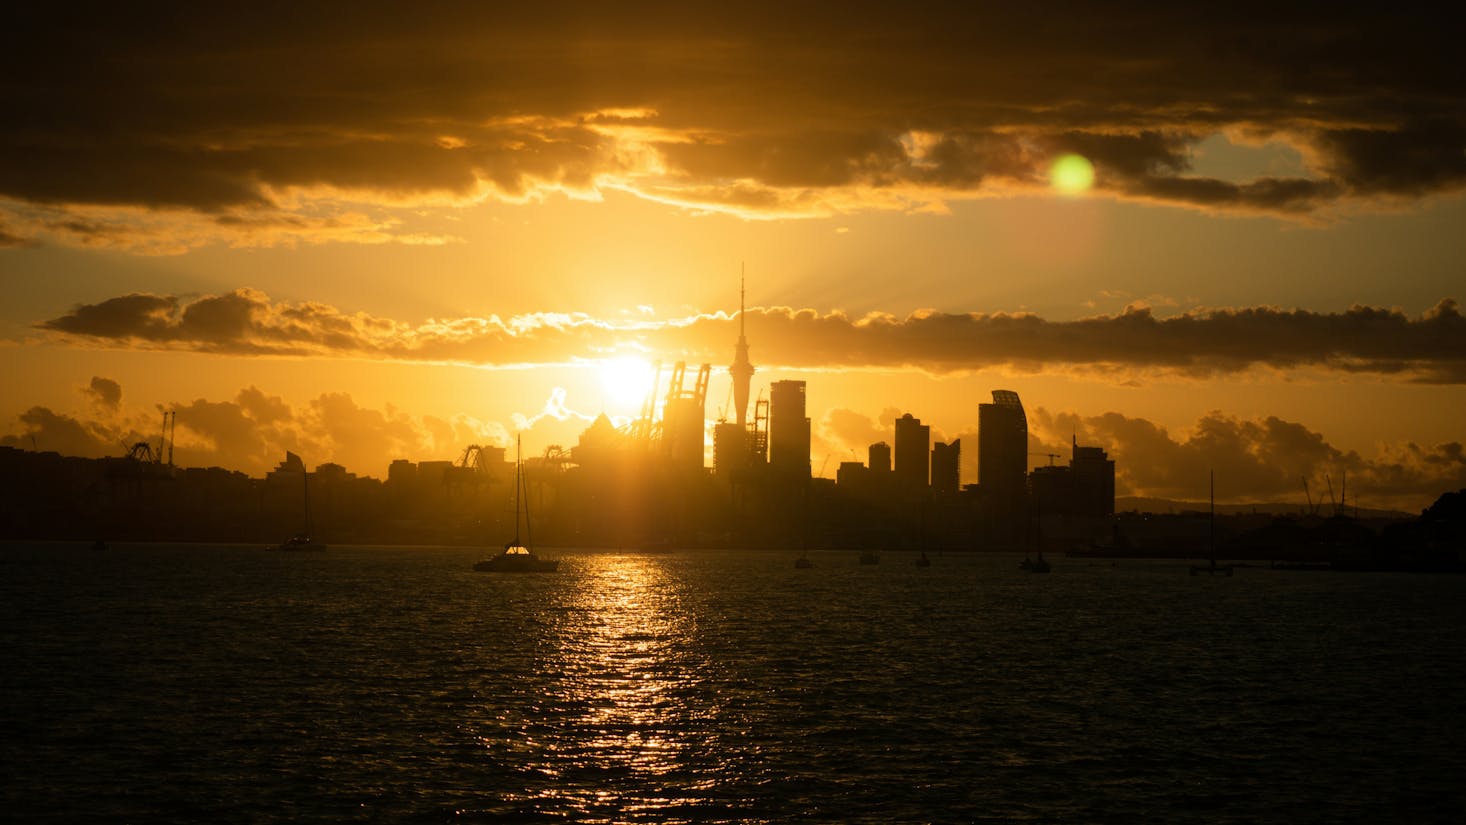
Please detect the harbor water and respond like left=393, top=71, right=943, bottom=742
left=2, top=543, right=1463, bottom=823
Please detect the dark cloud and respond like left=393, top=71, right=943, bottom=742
left=0, top=220, right=33, bottom=247
left=0, top=407, right=117, bottom=458
left=42, top=294, right=181, bottom=340
left=37, top=290, right=1466, bottom=382
left=84, top=376, right=122, bottom=411
left=3, top=2, right=1463, bottom=243
left=149, top=387, right=506, bottom=477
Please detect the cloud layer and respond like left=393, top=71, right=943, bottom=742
left=4, top=3, right=1465, bottom=248
left=0, top=381, right=521, bottom=478
left=36, top=289, right=1466, bottom=383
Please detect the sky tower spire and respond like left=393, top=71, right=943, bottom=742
left=729, top=263, right=756, bottom=428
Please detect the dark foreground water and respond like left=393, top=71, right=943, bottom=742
left=2, top=543, right=1463, bottom=824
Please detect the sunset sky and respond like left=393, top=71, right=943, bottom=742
left=3, top=3, right=1463, bottom=510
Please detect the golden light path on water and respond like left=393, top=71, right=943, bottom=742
left=511, top=555, right=725, bottom=819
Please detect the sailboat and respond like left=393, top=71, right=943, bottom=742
left=474, top=435, right=558, bottom=572
left=1191, top=471, right=1233, bottom=576
left=274, top=453, right=325, bottom=551
left=1020, top=499, right=1048, bottom=572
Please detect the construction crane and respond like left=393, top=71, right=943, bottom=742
left=542, top=444, right=571, bottom=472
left=446, top=444, right=495, bottom=496
left=124, top=440, right=158, bottom=463
left=717, top=384, right=733, bottom=423
left=160, top=410, right=175, bottom=466
left=625, top=360, right=664, bottom=446
left=122, top=411, right=176, bottom=465
left=1302, top=476, right=1319, bottom=516
left=1029, top=451, right=1062, bottom=466
left=659, top=362, right=710, bottom=468
left=455, top=444, right=492, bottom=474
left=750, top=391, right=769, bottom=462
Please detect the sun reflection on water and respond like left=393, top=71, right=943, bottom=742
left=513, top=554, right=718, bottom=817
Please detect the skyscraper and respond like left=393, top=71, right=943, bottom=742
left=1070, top=436, right=1115, bottom=516
left=931, top=438, right=960, bottom=496
left=979, top=390, right=1027, bottom=507
left=729, top=275, right=755, bottom=428
left=894, top=413, right=930, bottom=490
left=768, top=379, right=810, bottom=477
left=868, top=441, right=891, bottom=474
left=712, top=421, right=748, bottom=479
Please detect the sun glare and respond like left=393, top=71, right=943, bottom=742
left=1050, top=153, right=1095, bottom=195
left=598, top=357, right=656, bottom=409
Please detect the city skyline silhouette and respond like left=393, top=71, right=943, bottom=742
left=3, top=6, right=1465, bottom=515
left=4, top=6, right=1466, bottom=822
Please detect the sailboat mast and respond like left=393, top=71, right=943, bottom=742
left=513, top=434, right=522, bottom=546
left=1209, top=470, right=1215, bottom=557
left=303, top=459, right=311, bottom=537
left=523, top=436, right=533, bottom=549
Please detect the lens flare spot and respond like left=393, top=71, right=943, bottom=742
left=1050, top=153, right=1095, bottom=195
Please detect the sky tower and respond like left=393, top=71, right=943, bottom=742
left=729, top=270, right=755, bottom=427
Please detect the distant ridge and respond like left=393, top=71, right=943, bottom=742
left=1116, top=496, right=1412, bottom=520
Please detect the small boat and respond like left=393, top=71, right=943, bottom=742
left=475, top=542, right=558, bottom=573
left=275, top=534, right=325, bottom=552
left=794, top=552, right=815, bottom=569
left=1189, top=471, right=1231, bottom=576
left=91, top=539, right=108, bottom=552
left=475, top=435, right=558, bottom=573
left=859, top=550, right=879, bottom=565
left=271, top=454, right=325, bottom=551
left=1020, top=553, right=1051, bottom=573
left=1190, top=558, right=1233, bottom=577
left=915, top=550, right=932, bottom=568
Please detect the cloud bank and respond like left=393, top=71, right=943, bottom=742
left=37, top=289, right=1466, bottom=383
left=4, top=3, right=1465, bottom=248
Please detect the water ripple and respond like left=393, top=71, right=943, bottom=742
left=2, top=544, right=1464, bottom=823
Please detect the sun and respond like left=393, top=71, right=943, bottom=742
left=597, top=357, right=656, bottom=409
left=1050, top=153, right=1095, bottom=195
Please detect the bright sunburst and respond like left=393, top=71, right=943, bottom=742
left=597, top=357, right=656, bottom=409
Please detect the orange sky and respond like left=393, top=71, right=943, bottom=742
left=3, top=3, right=1464, bottom=510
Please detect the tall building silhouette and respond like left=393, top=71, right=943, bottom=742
left=979, top=390, right=1027, bottom=507
left=1070, top=435, right=1115, bottom=516
left=768, top=379, right=810, bottom=477
left=1028, top=436, right=1115, bottom=518
left=931, top=438, right=960, bottom=496
left=729, top=275, right=755, bottom=428
left=712, top=421, right=746, bottom=480
left=868, top=441, right=891, bottom=474
left=894, top=413, right=930, bottom=490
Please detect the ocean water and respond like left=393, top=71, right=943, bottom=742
left=2, top=543, right=1463, bottom=824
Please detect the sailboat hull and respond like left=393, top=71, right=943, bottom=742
left=474, top=555, right=558, bottom=572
